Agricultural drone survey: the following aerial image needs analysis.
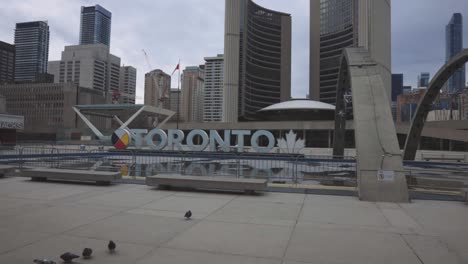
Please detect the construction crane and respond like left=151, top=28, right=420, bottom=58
left=142, top=49, right=152, bottom=70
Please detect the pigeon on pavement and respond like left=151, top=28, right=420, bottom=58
left=82, top=248, right=93, bottom=259
left=184, top=210, right=192, bottom=219
left=33, top=259, right=56, bottom=264
left=59, top=252, right=79, bottom=263
left=108, top=240, right=116, bottom=252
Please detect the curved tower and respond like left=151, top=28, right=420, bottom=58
left=319, top=0, right=358, bottom=104
left=310, top=0, right=391, bottom=105
left=223, top=0, right=291, bottom=122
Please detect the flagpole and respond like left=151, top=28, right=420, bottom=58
left=176, top=59, right=181, bottom=130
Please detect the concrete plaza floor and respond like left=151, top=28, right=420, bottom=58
left=0, top=177, right=467, bottom=263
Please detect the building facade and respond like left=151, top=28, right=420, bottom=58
left=310, top=0, right=392, bottom=104
left=446, top=13, right=465, bottom=94
left=169, top=88, right=181, bottom=122
left=119, top=66, right=137, bottom=104
left=418, top=72, right=430, bottom=88
left=144, top=69, right=171, bottom=108
left=392, top=74, right=404, bottom=102
left=203, top=55, right=224, bottom=122
left=0, top=83, right=109, bottom=140
left=223, top=0, right=291, bottom=122
left=461, top=90, right=468, bottom=120
left=0, top=41, right=15, bottom=84
left=14, top=21, right=49, bottom=82
left=79, top=5, right=112, bottom=47
left=48, top=44, right=121, bottom=94
left=181, top=66, right=204, bottom=123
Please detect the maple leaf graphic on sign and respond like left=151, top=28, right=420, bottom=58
left=277, top=130, right=305, bottom=154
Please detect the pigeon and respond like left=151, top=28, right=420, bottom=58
left=184, top=210, right=192, bottom=219
left=108, top=240, right=116, bottom=252
left=82, top=248, right=93, bottom=259
left=33, top=259, right=56, bottom=264
left=59, top=252, right=79, bottom=263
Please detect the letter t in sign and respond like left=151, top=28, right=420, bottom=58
left=231, top=130, right=251, bottom=152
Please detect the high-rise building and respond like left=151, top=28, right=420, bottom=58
left=223, top=0, right=291, bottom=122
left=203, top=55, right=224, bottom=122
left=418, top=72, right=430, bottom=88
left=391, top=74, right=404, bottom=102
left=446, top=13, right=465, bottom=94
left=48, top=44, right=121, bottom=93
left=144, top=69, right=171, bottom=108
left=181, top=66, right=204, bottom=123
left=119, top=66, right=137, bottom=104
left=14, top=21, right=49, bottom=82
left=310, top=0, right=392, bottom=104
left=79, top=5, right=112, bottom=47
left=0, top=41, right=15, bottom=84
left=169, top=88, right=181, bottom=122
left=391, top=74, right=404, bottom=121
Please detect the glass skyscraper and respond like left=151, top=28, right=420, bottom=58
left=318, top=0, right=358, bottom=104
left=446, top=13, right=464, bottom=93
left=418, top=72, right=430, bottom=88
left=310, top=0, right=392, bottom=104
left=79, top=5, right=112, bottom=47
left=14, top=21, right=49, bottom=82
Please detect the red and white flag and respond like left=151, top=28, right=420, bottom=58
left=171, top=61, right=180, bottom=75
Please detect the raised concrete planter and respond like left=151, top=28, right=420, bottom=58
left=146, top=175, right=267, bottom=193
left=19, top=168, right=121, bottom=185
left=0, top=165, right=15, bottom=177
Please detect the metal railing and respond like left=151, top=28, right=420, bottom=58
left=0, top=146, right=357, bottom=185
left=3, top=146, right=466, bottom=191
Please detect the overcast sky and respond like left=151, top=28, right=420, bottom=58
left=0, top=0, right=467, bottom=102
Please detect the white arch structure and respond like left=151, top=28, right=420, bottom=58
left=332, top=48, right=409, bottom=202
left=403, top=49, right=468, bottom=160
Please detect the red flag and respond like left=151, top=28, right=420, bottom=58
left=171, top=62, right=180, bottom=75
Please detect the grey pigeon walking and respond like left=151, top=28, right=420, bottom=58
left=59, top=252, right=79, bottom=263
left=108, top=240, right=116, bottom=252
left=184, top=210, right=192, bottom=219
left=33, top=259, right=56, bottom=264
left=82, top=248, right=93, bottom=259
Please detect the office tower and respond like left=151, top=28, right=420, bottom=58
left=119, top=66, right=137, bottom=104
left=79, top=5, right=112, bottom=47
left=144, top=69, right=171, bottom=108
left=0, top=82, right=109, bottom=140
left=418, top=72, right=430, bottom=88
left=48, top=44, right=121, bottom=93
left=181, top=66, right=204, bottom=122
left=310, top=0, right=392, bottom=104
left=0, top=41, right=15, bottom=84
left=203, top=55, right=224, bottom=122
left=391, top=74, right=404, bottom=121
left=223, top=0, right=291, bottom=122
left=391, top=74, right=404, bottom=102
left=169, top=88, right=181, bottom=121
left=14, top=21, right=49, bottom=82
left=403, top=86, right=412, bottom=94
left=446, top=13, right=464, bottom=93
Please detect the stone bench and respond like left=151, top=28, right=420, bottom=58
left=146, top=175, right=268, bottom=193
left=0, top=165, right=15, bottom=177
left=421, top=153, right=465, bottom=162
left=19, top=168, right=121, bottom=185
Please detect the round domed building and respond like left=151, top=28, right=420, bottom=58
left=257, top=99, right=335, bottom=121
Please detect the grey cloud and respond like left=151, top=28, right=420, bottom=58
left=1, top=0, right=466, bottom=101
